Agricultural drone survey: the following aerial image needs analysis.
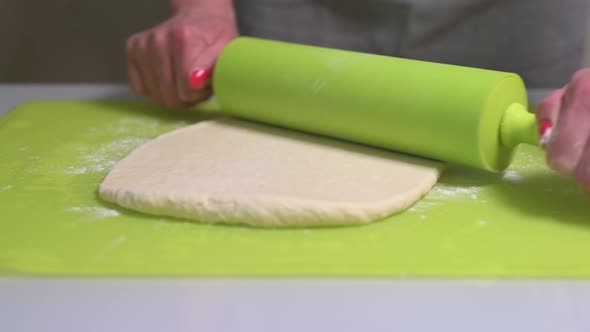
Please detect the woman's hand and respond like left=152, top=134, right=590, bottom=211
left=536, top=68, right=590, bottom=191
left=126, top=9, right=237, bottom=108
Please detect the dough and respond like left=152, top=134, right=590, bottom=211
left=99, top=119, right=442, bottom=227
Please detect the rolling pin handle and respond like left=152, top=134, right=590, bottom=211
left=499, top=103, right=539, bottom=148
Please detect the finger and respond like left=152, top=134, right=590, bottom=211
left=189, top=86, right=214, bottom=105
left=575, top=136, right=590, bottom=192
left=145, top=33, right=169, bottom=106
left=126, top=36, right=146, bottom=95
left=189, top=68, right=212, bottom=91
left=151, top=31, right=185, bottom=108
left=536, top=87, right=566, bottom=147
left=135, top=35, right=161, bottom=104
left=187, top=39, right=228, bottom=90
left=547, top=69, right=590, bottom=174
left=171, top=25, right=209, bottom=102
left=172, top=25, right=231, bottom=103
left=536, top=87, right=566, bottom=123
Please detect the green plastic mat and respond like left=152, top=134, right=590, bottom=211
left=1, top=101, right=589, bottom=277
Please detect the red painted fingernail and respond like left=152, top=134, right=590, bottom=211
left=189, top=69, right=211, bottom=89
left=539, top=119, right=552, bottom=136
left=539, top=119, right=553, bottom=147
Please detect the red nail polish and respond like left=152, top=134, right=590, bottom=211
left=189, top=69, right=211, bottom=89
left=539, top=119, right=552, bottom=137
left=539, top=119, right=553, bottom=147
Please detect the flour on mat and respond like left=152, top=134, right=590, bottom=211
left=430, top=184, right=481, bottom=200
left=0, top=185, right=13, bottom=192
left=93, top=118, right=186, bottom=136
left=65, top=118, right=189, bottom=176
left=66, top=138, right=149, bottom=175
left=66, top=206, right=121, bottom=219
left=408, top=201, right=441, bottom=212
left=93, top=235, right=128, bottom=259
left=502, top=170, right=524, bottom=183
left=109, top=235, right=126, bottom=246
left=407, top=183, right=483, bottom=213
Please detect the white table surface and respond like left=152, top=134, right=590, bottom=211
left=1, top=84, right=589, bottom=332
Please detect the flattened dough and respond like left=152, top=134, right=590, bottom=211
left=99, top=119, right=442, bottom=227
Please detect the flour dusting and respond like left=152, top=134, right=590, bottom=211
left=0, top=185, right=13, bottom=192
left=66, top=206, right=121, bottom=219
left=503, top=170, right=524, bottom=183
left=408, top=184, right=482, bottom=213
left=65, top=118, right=189, bottom=176
left=409, top=201, right=441, bottom=212
left=93, top=235, right=128, bottom=258
left=66, top=138, right=148, bottom=175
left=67, top=167, right=89, bottom=175
left=311, top=80, right=327, bottom=95
left=110, top=235, right=126, bottom=245
left=431, top=184, right=481, bottom=199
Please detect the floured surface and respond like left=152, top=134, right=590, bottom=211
left=100, top=119, right=442, bottom=227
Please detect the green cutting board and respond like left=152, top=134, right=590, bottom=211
left=1, top=101, right=590, bottom=277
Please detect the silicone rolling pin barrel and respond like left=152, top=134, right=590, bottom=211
left=211, top=37, right=538, bottom=172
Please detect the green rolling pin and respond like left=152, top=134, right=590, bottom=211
left=212, top=37, right=539, bottom=172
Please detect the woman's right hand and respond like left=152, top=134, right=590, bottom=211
left=126, top=10, right=238, bottom=108
left=536, top=68, right=590, bottom=192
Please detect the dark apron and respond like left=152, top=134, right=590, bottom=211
left=233, top=0, right=588, bottom=88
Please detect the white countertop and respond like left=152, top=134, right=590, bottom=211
left=1, top=84, right=588, bottom=332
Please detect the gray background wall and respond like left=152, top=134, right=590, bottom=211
left=1, top=0, right=589, bottom=83
left=0, top=0, right=170, bottom=82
